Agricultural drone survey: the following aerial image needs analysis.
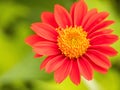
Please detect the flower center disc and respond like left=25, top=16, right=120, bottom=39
left=57, top=26, right=90, bottom=59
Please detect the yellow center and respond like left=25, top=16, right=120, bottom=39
left=57, top=26, right=90, bottom=59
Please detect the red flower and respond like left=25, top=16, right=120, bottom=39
left=25, top=0, right=118, bottom=85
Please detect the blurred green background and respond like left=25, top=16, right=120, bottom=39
left=0, top=0, right=120, bottom=90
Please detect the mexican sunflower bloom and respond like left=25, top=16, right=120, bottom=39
left=25, top=0, right=118, bottom=85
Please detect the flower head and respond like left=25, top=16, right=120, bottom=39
left=25, top=0, right=118, bottom=85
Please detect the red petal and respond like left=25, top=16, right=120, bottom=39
left=34, top=54, right=42, bottom=58
left=90, top=34, right=118, bottom=45
left=25, top=34, right=45, bottom=46
left=77, top=57, right=93, bottom=80
left=84, top=12, right=109, bottom=31
left=41, top=12, right=58, bottom=28
left=54, top=4, right=72, bottom=28
left=70, top=2, right=77, bottom=23
left=33, top=41, right=60, bottom=56
left=70, top=60, right=80, bottom=85
left=31, top=23, right=58, bottom=42
left=89, top=45, right=118, bottom=56
left=74, top=0, right=88, bottom=26
left=88, top=29, right=113, bottom=39
left=45, top=55, right=65, bottom=73
left=86, top=50, right=111, bottom=69
left=40, top=56, right=55, bottom=70
left=89, top=20, right=114, bottom=34
left=54, top=58, right=71, bottom=83
left=88, top=59, right=108, bottom=74
left=82, top=8, right=97, bottom=27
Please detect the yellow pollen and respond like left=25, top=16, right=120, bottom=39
left=57, top=26, right=90, bottom=59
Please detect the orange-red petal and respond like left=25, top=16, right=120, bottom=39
left=34, top=54, right=42, bottom=58
left=41, top=12, right=58, bottom=28
left=31, top=23, right=58, bottom=42
left=88, top=29, right=113, bottom=38
left=86, top=50, right=111, bottom=69
left=70, top=2, right=77, bottom=23
left=90, top=34, right=118, bottom=45
left=74, top=0, right=88, bottom=26
left=25, top=34, right=45, bottom=46
left=84, top=12, right=109, bottom=31
left=82, top=8, right=97, bottom=27
left=54, top=4, right=72, bottom=28
left=40, top=56, right=55, bottom=70
left=54, top=58, right=71, bottom=83
left=45, top=55, right=65, bottom=73
left=88, top=20, right=114, bottom=34
left=70, top=60, right=80, bottom=85
left=89, top=45, right=118, bottom=56
left=88, top=59, right=108, bottom=74
left=77, top=57, right=93, bottom=80
left=33, top=41, right=60, bottom=56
